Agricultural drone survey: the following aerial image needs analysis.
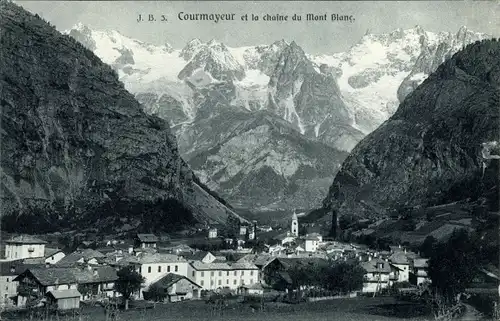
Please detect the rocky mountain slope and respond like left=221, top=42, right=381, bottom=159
left=64, top=22, right=489, bottom=214
left=322, top=39, right=500, bottom=223
left=0, top=1, right=246, bottom=234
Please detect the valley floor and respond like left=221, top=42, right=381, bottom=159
left=3, top=297, right=433, bottom=321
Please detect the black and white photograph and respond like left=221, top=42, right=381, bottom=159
left=0, top=0, right=499, bottom=320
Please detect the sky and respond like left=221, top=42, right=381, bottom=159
left=17, top=0, right=500, bottom=55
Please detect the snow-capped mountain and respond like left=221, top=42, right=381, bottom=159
left=309, top=25, right=490, bottom=133
left=397, top=26, right=489, bottom=102
left=64, top=23, right=490, bottom=214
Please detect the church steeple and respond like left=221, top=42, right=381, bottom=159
left=291, top=210, right=299, bottom=237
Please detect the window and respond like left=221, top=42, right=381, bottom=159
left=167, top=266, right=171, bottom=272
left=6, top=278, right=9, bottom=282
left=175, top=265, right=178, bottom=272
left=192, top=271, right=195, bottom=277
left=218, top=271, right=222, bottom=277
left=226, top=279, right=229, bottom=285
left=210, top=280, right=214, bottom=286
left=51, top=257, right=54, bottom=260
left=250, top=271, right=253, bottom=276
left=234, top=271, right=237, bottom=276
left=139, top=267, right=142, bottom=273
left=158, top=266, right=161, bottom=273
left=226, top=271, right=229, bottom=276
left=201, top=280, right=204, bottom=286
left=233, top=280, right=237, bottom=285
left=218, top=280, right=221, bottom=286
left=148, top=266, right=151, bottom=273
left=4, top=294, right=7, bottom=299
left=241, top=271, right=244, bottom=276
left=5, top=286, right=7, bottom=291
left=201, top=271, right=204, bottom=277
left=211, top=271, right=214, bottom=277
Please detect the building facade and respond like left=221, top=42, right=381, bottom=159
left=5, top=236, right=47, bottom=260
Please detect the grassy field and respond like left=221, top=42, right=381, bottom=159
left=3, top=297, right=433, bottom=321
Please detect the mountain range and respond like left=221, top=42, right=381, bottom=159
left=0, top=1, right=247, bottom=234
left=322, top=38, right=499, bottom=226
left=64, top=23, right=489, bottom=215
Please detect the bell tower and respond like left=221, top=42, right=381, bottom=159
left=291, top=210, right=299, bottom=237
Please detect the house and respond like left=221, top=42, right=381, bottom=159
left=44, top=248, right=66, bottom=265
left=208, top=228, right=218, bottom=239
left=258, top=226, right=273, bottom=232
left=5, top=236, right=47, bottom=260
left=239, top=225, right=248, bottom=237
left=46, top=289, right=81, bottom=311
left=360, top=259, right=392, bottom=293
left=0, top=261, right=41, bottom=308
left=388, top=252, right=410, bottom=282
left=239, top=283, right=264, bottom=296
left=188, top=261, right=259, bottom=291
left=307, top=233, right=323, bottom=243
left=160, top=244, right=195, bottom=255
left=145, top=273, right=202, bottom=302
left=135, top=234, right=158, bottom=249
left=180, top=251, right=216, bottom=264
left=120, top=253, right=188, bottom=297
left=410, top=258, right=430, bottom=286
left=274, top=233, right=296, bottom=246
left=14, top=268, right=79, bottom=306
left=55, top=249, right=105, bottom=267
left=304, top=235, right=320, bottom=252
left=14, top=266, right=118, bottom=305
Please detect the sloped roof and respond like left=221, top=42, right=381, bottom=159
left=361, top=259, right=391, bottom=273
left=304, top=235, right=320, bottom=241
left=190, top=261, right=231, bottom=271
left=136, top=234, right=158, bottom=243
left=15, top=266, right=117, bottom=285
left=18, top=268, right=78, bottom=285
left=6, top=235, right=47, bottom=244
left=180, top=251, right=212, bottom=261
left=0, top=260, right=40, bottom=276
left=56, top=249, right=105, bottom=266
left=135, top=253, right=186, bottom=264
left=241, top=283, right=264, bottom=290
left=229, top=262, right=258, bottom=270
left=413, top=258, right=429, bottom=268
left=47, top=289, right=81, bottom=299
left=45, top=248, right=64, bottom=258
left=150, top=273, right=201, bottom=289
left=389, top=252, right=409, bottom=265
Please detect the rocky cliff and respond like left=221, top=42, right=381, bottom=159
left=322, top=39, right=500, bottom=222
left=0, top=1, right=245, bottom=234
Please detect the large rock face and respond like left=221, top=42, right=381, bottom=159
left=322, top=39, right=500, bottom=221
left=0, top=1, right=244, bottom=233
left=63, top=21, right=489, bottom=215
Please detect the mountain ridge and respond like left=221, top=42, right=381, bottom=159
left=0, top=1, right=246, bottom=234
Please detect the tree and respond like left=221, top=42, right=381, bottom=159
left=146, top=283, right=167, bottom=302
left=77, top=283, right=94, bottom=300
left=419, top=236, right=437, bottom=258
left=321, top=262, right=365, bottom=294
left=427, top=230, right=479, bottom=302
left=114, top=267, right=145, bottom=310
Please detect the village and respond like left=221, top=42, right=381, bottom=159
left=0, top=211, right=444, bottom=317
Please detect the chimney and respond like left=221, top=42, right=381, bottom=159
left=128, top=246, right=133, bottom=254
left=404, top=248, right=407, bottom=254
